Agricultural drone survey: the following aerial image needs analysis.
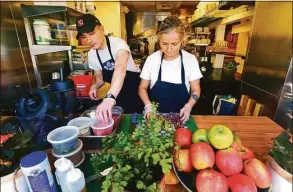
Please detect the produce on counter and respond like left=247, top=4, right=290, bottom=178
left=207, top=124, right=233, bottom=149
left=173, top=125, right=273, bottom=192
left=227, top=174, right=257, bottom=192
left=243, top=158, right=272, bottom=189
left=90, top=103, right=175, bottom=191
left=174, top=149, right=193, bottom=173
left=162, top=169, right=179, bottom=184
left=189, top=143, right=215, bottom=170
left=174, top=128, right=192, bottom=148
left=231, top=134, right=255, bottom=160
left=215, top=148, right=243, bottom=176
left=161, top=112, right=184, bottom=128
left=196, top=169, right=228, bottom=192
left=192, top=129, right=209, bottom=143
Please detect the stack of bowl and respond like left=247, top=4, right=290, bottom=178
left=67, top=117, right=92, bottom=136
left=47, top=126, right=85, bottom=167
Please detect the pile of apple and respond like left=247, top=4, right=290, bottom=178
left=173, top=125, right=272, bottom=192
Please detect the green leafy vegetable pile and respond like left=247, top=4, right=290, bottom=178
left=91, top=103, right=176, bottom=192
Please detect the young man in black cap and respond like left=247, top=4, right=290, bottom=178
left=76, top=14, right=142, bottom=122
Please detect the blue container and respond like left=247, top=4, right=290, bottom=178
left=20, top=151, right=57, bottom=192
left=47, top=126, right=79, bottom=155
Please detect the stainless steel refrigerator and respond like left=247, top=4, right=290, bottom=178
left=240, top=2, right=292, bottom=131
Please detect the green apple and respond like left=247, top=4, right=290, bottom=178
left=208, top=124, right=233, bottom=149
left=192, top=129, right=209, bottom=143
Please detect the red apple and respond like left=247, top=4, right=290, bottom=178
left=196, top=169, right=228, bottom=192
left=174, top=149, right=193, bottom=172
left=215, top=148, right=243, bottom=176
left=189, top=143, right=215, bottom=170
left=243, top=158, right=272, bottom=189
left=238, top=147, right=255, bottom=160
left=174, top=128, right=192, bottom=148
left=228, top=174, right=257, bottom=192
left=231, top=135, right=255, bottom=160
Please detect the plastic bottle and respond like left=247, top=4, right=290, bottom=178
left=66, top=165, right=86, bottom=192
left=20, top=151, right=57, bottom=192
left=54, top=157, right=73, bottom=192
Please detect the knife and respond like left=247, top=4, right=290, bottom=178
left=130, top=113, right=138, bottom=133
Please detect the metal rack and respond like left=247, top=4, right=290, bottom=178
left=21, top=4, right=83, bottom=87
left=194, top=31, right=210, bottom=61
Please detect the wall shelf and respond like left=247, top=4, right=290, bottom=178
left=30, top=45, right=72, bottom=55
left=21, top=4, right=82, bottom=24
left=208, top=51, right=246, bottom=59
left=21, top=4, right=83, bottom=87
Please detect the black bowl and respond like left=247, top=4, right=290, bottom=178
left=172, top=161, right=271, bottom=192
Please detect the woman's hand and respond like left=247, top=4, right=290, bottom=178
left=96, top=98, right=115, bottom=123
left=89, top=86, right=99, bottom=100
left=143, top=103, right=152, bottom=120
left=179, top=104, right=192, bottom=124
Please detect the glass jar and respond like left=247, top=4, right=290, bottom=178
left=33, top=19, right=52, bottom=45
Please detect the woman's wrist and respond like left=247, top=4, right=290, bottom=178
left=185, top=103, right=192, bottom=110
left=144, top=103, right=152, bottom=108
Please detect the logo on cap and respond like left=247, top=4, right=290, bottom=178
left=78, top=19, right=84, bottom=27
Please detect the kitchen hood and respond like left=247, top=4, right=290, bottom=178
left=132, top=12, right=170, bottom=36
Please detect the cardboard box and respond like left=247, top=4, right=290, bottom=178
left=237, top=95, right=250, bottom=116
left=244, top=98, right=257, bottom=116
left=253, top=103, right=264, bottom=116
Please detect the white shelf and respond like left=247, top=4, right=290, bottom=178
left=195, top=44, right=209, bottom=46
left=30, top=45, right=71, bottom=55
left=187, top=42, right=209, bottom=46
left=196, top=32, right=211, bottom=35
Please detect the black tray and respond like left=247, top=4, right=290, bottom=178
left=173, top=161, right=271, bottom=192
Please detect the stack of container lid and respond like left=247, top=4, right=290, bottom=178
left=49, top=23, right=69, bottom=45
left=47, top=125, right=85, bottom=167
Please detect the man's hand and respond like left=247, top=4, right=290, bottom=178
left=179, top=104, right=192, bottom=124
left=96, top=98, right=115, bottom=123
left=89, top=86, right=99, bottom=100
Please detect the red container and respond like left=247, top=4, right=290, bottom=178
left=91, top=119, right=114, bottom=136
left=71, top=75, right=94, bottom=97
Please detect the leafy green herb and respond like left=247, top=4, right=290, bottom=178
left=91, top=103, right=175, bottom=191
left=269, top=131, right=292, bottom=174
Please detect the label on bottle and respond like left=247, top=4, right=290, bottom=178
left=28, top=169, right=52, bottom=192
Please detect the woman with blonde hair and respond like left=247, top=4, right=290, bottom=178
left=139, top=15, right=202, bottom=123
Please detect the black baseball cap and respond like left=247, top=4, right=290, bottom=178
left=76, top=14, right=102, bottom=39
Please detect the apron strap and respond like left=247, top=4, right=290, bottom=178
left=158, top=52, right=164, bottom=82
left=179, top=50, right=185, bottom=84
left=95, top=35, right=115, bottom=65
left=158, top=50, right=185, bottom=83
left=105, top=35, right=115, bottom=61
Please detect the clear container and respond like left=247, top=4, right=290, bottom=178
left=33, top=19, right=52, bottom=45
left=67, top=25, right=78, bottom=46
left=47, top=126, right=79, bottom=155
left=67, top=117, right=92, bottom=136
left=52, top=139, right=85, bottom=167
left=91, top=119, right=114, bottom=136
left=51, top=29, right=67, bottom=39
left=49, top=39, right=69, bottom=45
